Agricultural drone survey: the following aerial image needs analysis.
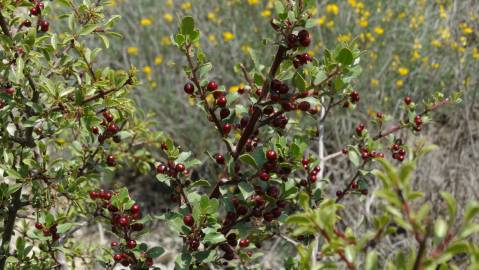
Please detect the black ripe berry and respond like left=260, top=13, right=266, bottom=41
left=298, top=29, right=311, bottom=47
left=106, top=155, right=116, bottom=167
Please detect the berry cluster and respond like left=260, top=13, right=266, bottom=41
left=359, top=147, right=384, bottom=161
left=156, top=161, right=188, bottom=178
left=287, top=29, right=311, bottom=48
left=92, top=110, right=121, bottom=145
left=391, top=139, right=407, bottom=162
left=34, top=222, right=60, bottom=241
left=90, top=190, right=151, bottom=268
left=28, top=1, right=49, bottom=32
left=293, top=53, right=313, bottom=68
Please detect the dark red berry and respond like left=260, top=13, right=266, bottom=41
left=263, top=212, right=274, bottom=222
left=351, top=182, right=358, bottom=189
left=207, top=81, right=218, bottom=91
left=91, top=126, right=99, bottom=135
left=118, top=216, right=128, bottom=226
left=309, top=174, right=317, bottom=183
left=111, top=241, right=119, bottom=247
left=287, top=33, right=298, bottom=48
left=107, top=123, right=119, bottom=134
left=414, top=115, right=422, bottom=126
left=239, top=239, right=250, bottom=248
left=189, top=239, right=200, bottom=250
left=39, top=20, right=49, bottom=32
left=89, top=191, right=98, bottom=199
left=130, top=204, right=141, bottom=214
left=298, top=101, right=310, bottom=111
left=259, top=171, right=270, bottom=181
left=350, top=91, right=360, bottom=103
left=254, top=195, right=265, bottom=207
left=236, top=205, right=248, bottom=215
left=215, top=153, right=225, bottom=164
left=103, top=111, right=114, bottom=122
left=404, top=96, right=412, bottom=105
left=355, top=123, right=365, bottom=135
left=175, top=163, right=185, bottom=172
left=126, top=239, right=137, bottom=249
left=298, top=30, right=311, bottom=47
left=22, top=20, right=32, bottom=27
left=336, top=190, right=343, bottom=197
left=30, top=7, right=40, bottom=16
left=220, top=108, right=230, bottom=119
left=216, top=96, right=227, bottom=107
left=222, top=123, right=232, bottom=135
left=35, top=223, right=43, bottom=230
left=183, top=214, right=194, bottom=227
left=113, top=254, right=123, bottom=262
left=184, top=83, right=194, bottom=94
left=266, top=150, right=277, bottom=161
left=223, top=252, right=235, bottom=261
left=106, top=155, right=116, bottom=167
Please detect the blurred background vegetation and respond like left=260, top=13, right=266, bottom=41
left=78, top=0, right=478, bottom=267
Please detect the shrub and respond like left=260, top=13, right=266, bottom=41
left=0, top=0, right=477, bottom=270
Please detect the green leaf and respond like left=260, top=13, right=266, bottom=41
left=239, top=154, right=258, bottom=168
left=434, top=218, right=448, bottom=238
left=190, top=180, right=210, bottom=188
left=147, top=246, right=165, bottom=258
left=365, top=251, right=378, bottom=270
left=180, top=16, right=195, bottom=36
left=202, top=228, right=226, bottom=244
left=79, top=24, right=98, bottom=36
left=292, top=72, right=306, bottom=91
left=336, top=48, right=354, bottom=66
left=238, top=182, right=255, bottom=199
left=440, top=192, right=457, bottom=224
left=348, top=146, right=361, bottom=167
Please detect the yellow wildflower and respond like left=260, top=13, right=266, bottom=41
left=261, top=9, right=271, bottom=17
left=396, top=80, right=404, bottom=88
left=223, top=32, right=235, bottom=42
left=473, top=48, right=479, bottom=60
left=241, top=44, right=251, bottom=54
left=370, top=79, right=379, bottom=88
left=431, top=40, right=441, bottom=48
left=161, top=36, right=172, bottom=46
left=208, top=34, right=217, bottom=44
left=358, top=17, right=368, bottom=27
left=127, top=47, right=138, bottom=55
left=431, top=63, right=440, bottom=69
left=143, top=66, right=152, bottom=74
left=315, top=16, right=326, bottom=26
left=207, top=12, right=217, bottom=22
left=140, top=18, right=152, bottom=26
left=166, top=0, right=173, bottom=8
left=248, top=0, right=259, bottom=5
left=398, top=67, right=409, bottom=76
left=181, top=2, right=192, bottom=10
left=326, top=4, right=339, bottom=15
left=337, top=34, right=351, bottom=43
left=163, top=13, right=174, bottom=23
left=463, top=27, right=473, bottom=35
left=374, top=27, right=384, bottom=35
left=155, top=55, right=163, bottom=65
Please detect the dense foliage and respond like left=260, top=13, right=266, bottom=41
left=0, top=0, right=478, bottom=270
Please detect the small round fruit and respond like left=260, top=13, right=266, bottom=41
left=259, top=171, right=270, bottom=181
left=404, top=96, right=412, bottom=105
left=207, top=81, right=218, bottom=91
left=111, top=241, right=119, bottom=247
left=130, top=204, right=141, bottom=214
left=184, top=83, right=194, bottom=94
left=175, top=163, right=185, bottom=172
left=126, top=239, right=137, bottom=249
left=222, top=123, right=232, bottom=135
left=118, top=216, right=129, bottom=226
left=298, top=29, right=311, bottom=47
left=266, top=150, right=277, bottom=161
left=239, top=239, right=250, bottom=248
left=39, top=20, right=49, bottom=32
left=106, top=155, right=116, bottom=167
left=215, top=153, right=225, bottom=164
left=107, top=123, right=119, bottom=134
left=216, top=96, right=227, bottom=107
left=220, top=108, right=230, bottom=119
left=113, top=254, right=123, bottom=262
left=183, top=214, right=194, bottom=227
left=35, top=223, right=43, bottom=230
left=298, top=101, right=310, bottom=111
